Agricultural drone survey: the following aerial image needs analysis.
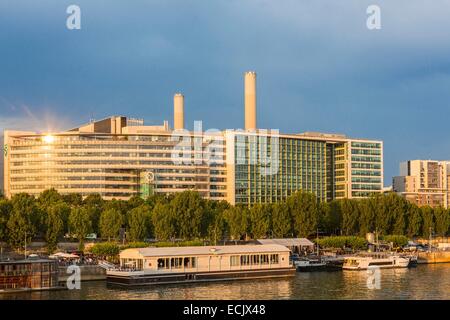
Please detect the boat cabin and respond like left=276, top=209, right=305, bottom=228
left=0, top=258, right=59, bottom=291
left=118, top=244, right=291, bottom=273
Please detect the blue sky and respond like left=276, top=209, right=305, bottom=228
left=1, top=0, right=450, bottom=186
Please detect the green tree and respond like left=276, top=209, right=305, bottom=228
left=390, top=194, right=408, bottom=235
left=434, top=207, right=449, bottom=236
left=83, top=194, right=104, bottom=234
left=90, top=242, right=120, bottom=261
left=99, top=208, right=123, bottom=241
left=271, top=202, right=292, bottom=238
left=127, top=195, right=145, bottom=210
left=6, top=193, right=39, bottom=249
left=320, top=200, right=341, bottom=235
left=170, top=191, right=206, bottom=240
left=421, top=206, right=435, bottom=237
left=69, top=207, right=92, bottom=250
left=341, top=199, right=360, bottom=235
left=204, top=200, right=229, bottom=244
left=207, top=211, right=226, bottom=245
left=249, top=204, right=271, bottom=239
left=62, top=193, right=83, bottom=206
left=288, top=191, right=320, bottom=237
left=37, top=188, right=62, bottom=209
left=357, top=198, right=373, bottom=236
left=152, top=202, right=176, bottom=241
left=0, top=199, right=12, bottom=241
left=127, top=204, right=152, bottom=242
left=105, top=199, right=128, bottom=216
left=383, top=235, right=409, bottom=248
left=406, top=204, right=422, bottom=237
left=316, top=236, right=367, bottom=250
left=44, top=202, right=68, bottom=252
left=145, top=193, right=172, bottom=210
left=374, top=194, right=391, bottom=235
left=224, top=205, right=249, bottom=241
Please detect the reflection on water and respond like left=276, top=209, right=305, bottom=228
left=1, top=265, right=449, bottom=300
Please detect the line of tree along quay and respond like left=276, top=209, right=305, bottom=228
left=0, top=189, right=449, bottom=253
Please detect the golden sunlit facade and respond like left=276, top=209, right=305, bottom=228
left=2, top=72, right=384, bottom=203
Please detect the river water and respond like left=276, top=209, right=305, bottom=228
left=1, top=264, right=449, bottom=300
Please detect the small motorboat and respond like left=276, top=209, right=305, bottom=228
left=321, top=256, right=344, bottom=271
left=294, top=258, right=327, bottom=272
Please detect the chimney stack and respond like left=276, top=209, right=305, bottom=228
left=244, top=71, right=257, bottom=130
left=173, top=93, right=184, bottom=130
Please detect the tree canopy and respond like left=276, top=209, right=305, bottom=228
left=0, top=189, right=447, bottom=252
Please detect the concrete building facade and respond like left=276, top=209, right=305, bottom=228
left=393, top=160, right=450, bottom=208
left=3, top=72, right=384, bottom=204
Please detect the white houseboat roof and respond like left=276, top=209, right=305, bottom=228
left=120, top=244, right=290, bottom=258
left=257, top=238, right=314, bottom=247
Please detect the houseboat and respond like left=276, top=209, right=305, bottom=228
left=106, top=244, right=296, bottom=287
left=0, top=258, right=61, bottom=293
left=342, top=253, right=410, bottom=270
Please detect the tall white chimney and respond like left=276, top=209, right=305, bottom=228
left=174, top=93, right=184, bottom=130
left=244, top=71, right=257, bottom=130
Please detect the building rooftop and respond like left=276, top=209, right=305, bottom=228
left=121, top=244, right=290, bottom=257
left=256, top=238, right=314, bottom=247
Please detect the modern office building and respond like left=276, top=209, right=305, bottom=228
left=393, top=160, right=450, bottom=208
left=3, top=72, right=384, bottom=205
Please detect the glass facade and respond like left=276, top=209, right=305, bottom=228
left=349, top=141, right=383, bottom=198
left=3, top=118, right=383, bottom=203
left=234, top=134, right=328, bottom=205
left=4, top=133, right=227, bottom=200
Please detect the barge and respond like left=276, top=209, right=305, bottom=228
left=106, top=244, right=296, bottom=287
left=0, top=258, right=63, bottom=293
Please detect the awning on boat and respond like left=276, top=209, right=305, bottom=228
left=49, top=252, right=79, bottom=259
left=256, top=238, right=314, bottom=250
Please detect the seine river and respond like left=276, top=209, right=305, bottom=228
left=2, top=264, right=449, bottom=300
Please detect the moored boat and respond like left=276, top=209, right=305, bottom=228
left=342, top=253, right=410, bottom=270
left=294, top=258, right=327, bottom=272
left=106, top=244, right=295, bottom=287
left=0, top=258, right=63, bottom=293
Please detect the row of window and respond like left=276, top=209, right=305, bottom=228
left=351, top=149, right=381, bottom=155
left=12, top=160, right=222, bottom=167
left=157, top=257, right=197, bottom=270
left=351, top=156, right=381, bottom=163
left=230, top=254, right=280, bottom=266
left=11, top=152, right=225, bottom=159
left=351, top=142, right=381, bottom=149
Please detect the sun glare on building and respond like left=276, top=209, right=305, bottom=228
left=43, top=134, right=55, bottom=144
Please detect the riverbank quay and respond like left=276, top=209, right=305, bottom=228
left=417, top=251, right=450, bottom=264
left=58, top=265, right=106, bottom=282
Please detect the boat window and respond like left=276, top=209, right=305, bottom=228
left=252, top=255, right=260, bottom=265
left=230, top=255, right=240, bottom=267
left=368, top=261, right=393, bottom=266
left=157, top=258, right=170, bottom=269
left=170, top=257, right=183, bottom=269
left=261, top=254, right=269, bottom=265
left=240, top=255, right=250, bottom=266
left=270, top=254, right=279, bottom=264
left=183, top=257, right=197, bottom=268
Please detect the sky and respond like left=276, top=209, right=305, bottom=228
left=1, top=0, right=450, bottom=188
